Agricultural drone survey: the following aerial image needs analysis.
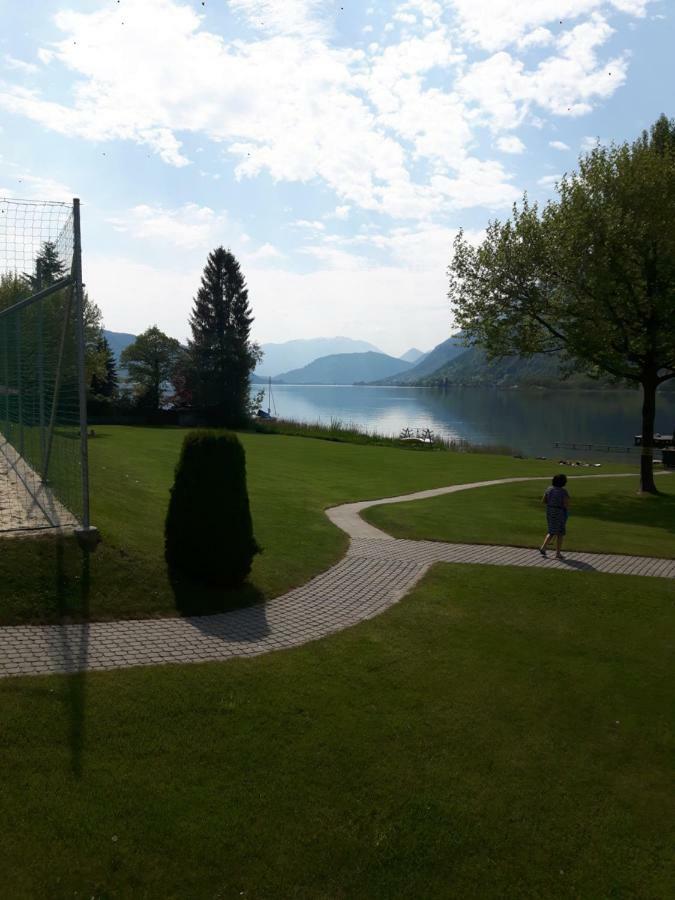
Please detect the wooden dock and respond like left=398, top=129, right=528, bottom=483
left=634, top=434, right=674, bottom=448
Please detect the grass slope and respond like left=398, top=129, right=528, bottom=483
left=0, top=426, right=589, bottom=625
left=1, top=564, right=672, bottom=898
left=365, top=474, right=675, bottom=558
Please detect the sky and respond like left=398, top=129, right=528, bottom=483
left=0, top=0, right=672, bottom=357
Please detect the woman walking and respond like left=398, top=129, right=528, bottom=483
left=539, top=474, right=570, bottom=559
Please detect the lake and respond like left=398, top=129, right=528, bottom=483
left=257, top=384, right=675, bottom=462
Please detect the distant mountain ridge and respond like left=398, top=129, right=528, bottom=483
left=256, top=336, right=381, bottom=378
left=104, top=330, right=136, bottom=363
left=275, top=351, right=413, bottom=384
left=376, top=335, right=467, bottom=384
left=400, top=347, right=426, bottom=363
left=406, top=345, right=675, bottom=390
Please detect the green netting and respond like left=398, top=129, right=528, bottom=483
left=0, top=198, right=84, bottom=530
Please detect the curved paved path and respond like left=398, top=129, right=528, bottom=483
left=1, top=474, right=672, bottom=679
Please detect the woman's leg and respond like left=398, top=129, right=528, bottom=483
left=555, top=534, right=564, bottom=557
left=540, top=533, right=552, bottom=554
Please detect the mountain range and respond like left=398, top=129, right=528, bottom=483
left=255, top=336, right=382, bottom=378
left=376, top=335, right=467, bottom=384
left=104, top=330, right=136, bottom=363
left=104, top=329, right=655, bottom=392
left=275, top=351, right=413, bottom=384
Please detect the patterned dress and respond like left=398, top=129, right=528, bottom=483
left=544, top=486, right=569, bottom=536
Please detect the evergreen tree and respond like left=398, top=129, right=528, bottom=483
left=23, top=241, right=66, bottom=291
left=90, top=334, right=118, bottom=399
left=188, top=247, right=260, bottom=426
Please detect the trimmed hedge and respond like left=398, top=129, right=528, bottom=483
left=165, top=430, right=260, bottom=587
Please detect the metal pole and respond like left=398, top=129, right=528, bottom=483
left=3, top=323, right=8, bottom=435
left=16, top=315, right=24, bottom=456
left=42, top=286, right=73, bottom=481
left=37, top=264, right=46, bottom=467
left=73, top=198, right=92, bottom=531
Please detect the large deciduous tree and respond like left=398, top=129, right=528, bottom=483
left=449, top=115, right=675, bottom=493
left=188, top=247, right=260, bottom=426
left=120, top=326, right=184, bottom=410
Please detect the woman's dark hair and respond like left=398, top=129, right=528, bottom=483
left=552, top=474, right=567, bottom=487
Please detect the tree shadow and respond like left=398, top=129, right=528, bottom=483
left=54, top=538, right=90, bottom=779
left=168, top=568, right=270, bottom=640
left=569, top=491, right=675, bottom=535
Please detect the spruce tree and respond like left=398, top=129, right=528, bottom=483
left=23, top=241, right=66, bottom=291
left=189, top=247, right=259, bottom=426
left=90, top=335, right=118, bottom=399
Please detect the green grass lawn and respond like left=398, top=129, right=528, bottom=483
left=1, top=563, right=672, bottom=898
left=365, top=473, right=675, bottom=558
left=1, top=425, right=615, bottom=625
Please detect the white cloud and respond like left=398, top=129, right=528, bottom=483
left=228, top=0, right=329, bottom=38
left=0, top=0, right=649, bottom=225
left=496, top=135, right=526, bottom=153
left=517, top=27, right=554, bottom=49
left=293, top=219, right=325, bottom=231
left=394, top=13, right=418, bottom=24
left=300, top=245, right=368, bottom=269
left=244, top=242, right=285, bottom=262
left=0, top=162, right=73, bottom=201
left=86, top=250, right=452, bottom=355
left=537, top=173, right=561, bottom=187
left=450, top=0, right=654, bottom=51
left=549, top=139, right=571, bottom=149
left=581, top=134, right=603, bottom=149
left=459, top=15, right=628, bottom=129
left=3, top=55, right=39, bottom=75
left=107, top=203, right=236, bottom=249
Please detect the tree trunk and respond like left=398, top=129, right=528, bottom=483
left=639, top=378, right=658, bottom=494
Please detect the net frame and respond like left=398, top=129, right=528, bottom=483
left=0, top=197, right=91, bottom=533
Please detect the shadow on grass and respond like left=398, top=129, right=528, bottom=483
left=568, top=490, right=675, bottom=535
left=54, top=538, right=90, bottom=779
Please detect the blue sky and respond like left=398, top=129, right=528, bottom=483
left=0, top=0, right=672, bottom=356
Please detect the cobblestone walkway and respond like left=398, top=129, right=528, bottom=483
left=1, top=473, right=672, bottom=678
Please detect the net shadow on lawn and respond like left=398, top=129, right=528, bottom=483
left=54, top=539, right=90, bottom=779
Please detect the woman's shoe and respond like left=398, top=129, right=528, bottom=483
left=539, top=547, right=547, bottom=557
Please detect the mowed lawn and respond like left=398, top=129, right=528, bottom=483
left=365, top=473, right=675, bottom=558
left=1, top=564, right=672, bottom=898
left=0, top=426, right=597, bottom=625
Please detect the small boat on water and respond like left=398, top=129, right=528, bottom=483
left=256, top=377, right=278, bottom=421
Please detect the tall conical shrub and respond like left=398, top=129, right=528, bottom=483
left=165, top=430, right=260, bottom=587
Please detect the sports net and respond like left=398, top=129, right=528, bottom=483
left=0, top=198, right=86, bottom=532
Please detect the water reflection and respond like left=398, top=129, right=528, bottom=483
left=260, top=384, right=675, bottom=461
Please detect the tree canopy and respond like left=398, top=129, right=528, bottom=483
left=449, top=115, right=675, bottom=493
left=120, top=326, right=184, bottom=410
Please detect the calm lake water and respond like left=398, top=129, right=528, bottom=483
left=258, top=384, right=675, bottom=462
